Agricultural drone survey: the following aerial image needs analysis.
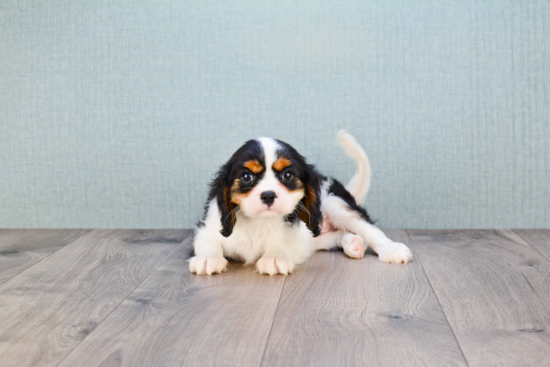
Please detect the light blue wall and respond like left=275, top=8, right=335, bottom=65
left=1, top=0, right=549, bottom=229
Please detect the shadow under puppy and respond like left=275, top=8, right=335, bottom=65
left=190, top=131, right=413, bottom=275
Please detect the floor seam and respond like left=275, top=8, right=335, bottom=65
left=511, top=229, right=550, bottom=263
left=0, top=229, right=93, bottom=286
left=54, top=231, right=194, bottom=367
left=259, top=275, right=287, bottom=367
left=403, top=229, right=471, bottom=367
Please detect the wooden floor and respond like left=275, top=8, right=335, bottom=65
left=0, top=230, right=549, bottom=367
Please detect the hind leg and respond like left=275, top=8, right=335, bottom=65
left=313, top=230, right=345, bottom=251
left=354, top=222, right=412, bottom=263
left=355, top=224, right=412, bottom=263
left=341, top=233, right=367, bottom=259
left=323, top=196, right=413, bottom=264
left=313, top=230, right=367, bottom=259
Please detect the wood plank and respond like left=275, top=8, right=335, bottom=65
left=0, top=229, right=192, bottom=367
left=261, top=230, right=467, bottom=367
left=513, top=229, right=550, bottom=262
left=406, top=229, right=550, bottom=367
left=58, top=239, right=286, bottom=367
left=0, top=229, right=91, bottom=285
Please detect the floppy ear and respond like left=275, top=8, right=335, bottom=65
left=297, top=167, right=322, bottom=237
left=209, top=163, right=236, bottom=237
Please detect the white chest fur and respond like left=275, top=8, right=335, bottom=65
left=194, top=199, right=315, bottom=266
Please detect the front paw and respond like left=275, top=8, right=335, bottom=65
left=377, top=242, right=413, bottom=264
left=189, top=256, right=228, bottom=275
left=256, top=256, right=294, bottom=276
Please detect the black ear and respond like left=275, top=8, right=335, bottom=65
left=297, top=166, right=322, bottom=237
left=209, top=163, right=236, bottom=237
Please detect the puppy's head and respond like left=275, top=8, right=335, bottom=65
left=209, top=137, right=322, bottom=238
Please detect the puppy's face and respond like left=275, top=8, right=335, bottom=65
left=233, top=138, right=309, bottom=218
left=211, top=137, right=321, bottom=237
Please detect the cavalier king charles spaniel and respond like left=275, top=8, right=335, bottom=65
left=190, top=131, right=413, bottom=275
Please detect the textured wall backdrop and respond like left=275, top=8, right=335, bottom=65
left=1, top=0, right=549, bottom=229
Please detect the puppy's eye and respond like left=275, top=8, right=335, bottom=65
left=282, top=171, right=294, bottom=181
left=242, top=172, right=254, bottom=182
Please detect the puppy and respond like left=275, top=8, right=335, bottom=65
left=190, top=131, right=413, bottom=275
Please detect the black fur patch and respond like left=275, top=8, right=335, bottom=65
left=276, top=140, right=324, bottom=237
left=328, top=179, right=375, bottom=224
left=203, top=139, right=266, bottom=237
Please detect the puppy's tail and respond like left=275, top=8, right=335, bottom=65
left=335, top=130, right=372, bottom=206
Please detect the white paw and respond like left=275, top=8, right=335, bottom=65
left=342, top=233, right=367, bottom=259
left=189, top=256, right=228, bottom=275
left=377, top=242, right=413, bottom=264
left=256, top=256, right=294, bottom=276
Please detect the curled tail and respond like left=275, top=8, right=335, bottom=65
left=335, top=130, right=372, bottom=206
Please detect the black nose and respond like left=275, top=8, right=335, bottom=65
left=260, top=191, right=277, bottom=207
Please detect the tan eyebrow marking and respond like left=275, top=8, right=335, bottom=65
left=244, top=160, right=263, bottom=173
left=273, top=158, right=292, bottom=171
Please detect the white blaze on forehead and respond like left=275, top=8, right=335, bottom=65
left=256, top=137, right=280, bottom=178
left=237, top=137, right=303, bottom=217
